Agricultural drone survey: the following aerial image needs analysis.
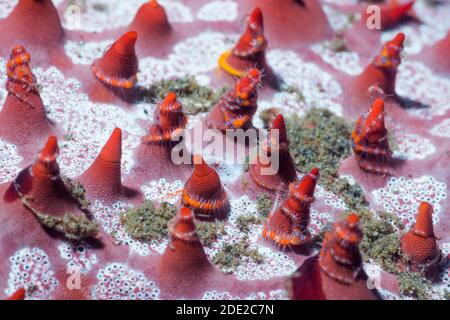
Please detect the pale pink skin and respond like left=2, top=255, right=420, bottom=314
left=0, top=0, right=449, bottom=300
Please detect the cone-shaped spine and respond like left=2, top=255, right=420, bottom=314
left=373, top=33, right=405, bottom=69
left=262, top=168, right=319, bottom=247
left=1, top=0, right=64, bottom=47
left=133, top=92, right=190, bottom=181
left=130, top=0, right=171, bottom=38
left=355, top=33, right=405, bottom=101
left=13, top=135, right=60, bottom=197
left=218, top=7, right=268, bottom=77
left=92, top=31, right=139, bottom=90
left=5, top=288, right=26, bottom=300
left=79, top=128, right=125, bottom=202
left=249, top=114, right=297, bottom=191
left=8, top=136, right=85, bottom=215
left=400, top=202, right=441, bottom=278
left=289, top=213, right=380, bottom=300
left=5, top=45, right=36, bottom=107
left=0, top=46, right=53, bottom=145
left=239, top=1, right=333, bottom=48
left=351, top=98, right=392, bottom=175
left=142, top=92, right=187, bottom=144
left=318, top=214, right=364, bottom=284
left=159, top=206, right=213, bottom=281
left=207, top=68, right=261, bottom=131
left=412, top=202, right=435, bottom=238
left=181, top=155, right=230, bottom=220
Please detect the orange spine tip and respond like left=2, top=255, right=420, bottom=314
left=192, top=155, right=210, bottom=177
left=290, top=168, right=320, bottom=202
left=32, top=135, right=60, bottom=177
left=149, top=0, right=159, bottom=8
left=161, top=92, right=178, bottom=109
left=39, top=135, right=59, bottom=162
left=373, top=33, right=405, bottom=69
left=159, top=204, right=212, bottom=289
left=168, top=207, right=199, bottom=242
left=233, top=7, right=266, bottom=57
left=351, top=98, right=391, bottom=175
left=129, top=0, right=171, bottom=44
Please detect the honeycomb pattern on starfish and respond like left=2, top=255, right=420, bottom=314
left=429, top=119, right=450, bottom=138
left=196, top=1, right=237, bottom=22
left=0, top=139, right=22, bottom=183
left=397, top=61, right=450, bottom=119
left=6, top=248, right=59, bottom=300
left=91, top=263, right=160, bottom=300
left=311, top=42, right=363, bottom=76
left=57, top=241, right=99, bottom=275
left=371, top=176, right=447, bottom=229
left=392, top=132, right=436, bottom=161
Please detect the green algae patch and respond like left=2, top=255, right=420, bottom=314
left=19, top=195, right=98, bottom=241
left=358, top=209, right=404, bottom=274
left=358, top=210, right=403, bottom=267
left=286, top=108, right=352, bottom=179
left=398, top=272, right=432, bottom=300
left=362, top=226, right=402, bottom=273
left=196, top=221, right=226, bottom=247
left=121, top=201, right=176, bottom=241
left=236, top=215, right=262, bottom=233
left=62, top=176, right=91, bottom=211
left=146, top=76, right=227, bottom=115
left=213, top=236, right=264, bottom=271
left=62, top=128, right=76, bottom=142
left=329, top=177, right=369, bottom=211
left=285, top=109, right=369, bottom=211
left=36, top=212, right=99, bottom=241
left=256, top=193, right=273, bottom=218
